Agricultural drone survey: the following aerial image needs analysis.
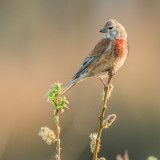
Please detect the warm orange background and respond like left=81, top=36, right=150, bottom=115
left=0, top=1, right=160, bottom=160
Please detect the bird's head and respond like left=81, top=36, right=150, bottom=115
left=99, top=19, right=127, bottom=40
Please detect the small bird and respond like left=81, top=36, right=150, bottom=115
left=62, top=19, right=128, bottom=94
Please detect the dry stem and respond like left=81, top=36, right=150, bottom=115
left=55, top=109, right=61, bottom=160
left=93, top=74, right=113, bottom=160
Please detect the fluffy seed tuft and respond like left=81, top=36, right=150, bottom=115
left=102, top=114, right=117, bottom=128
left=89, top=133, right=100, bottom=153
left=38, top=126, right=57, bottom=145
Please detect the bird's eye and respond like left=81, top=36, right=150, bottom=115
left=108, top=27, right=113, bottom=30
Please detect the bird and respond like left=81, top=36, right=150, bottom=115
left=62, top=19, right=128, bottom=94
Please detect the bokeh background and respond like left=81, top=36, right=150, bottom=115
left=0, top=0, right=160, bottom=160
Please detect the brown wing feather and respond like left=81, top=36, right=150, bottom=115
left=73, top=38, right=111, bottom=79
left=84, top=38, right=111, bottom=62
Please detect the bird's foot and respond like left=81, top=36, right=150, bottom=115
left=108, top=69, right=115, bottom=77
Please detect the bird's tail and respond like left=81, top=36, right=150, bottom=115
left=62, top=78, right=79, bottom=94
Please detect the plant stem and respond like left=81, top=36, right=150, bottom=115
left=93, top=74, right=113, bottom=160
left=55, top=109, right=61, bottom=160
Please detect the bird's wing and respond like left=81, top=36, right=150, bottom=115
left=74, top=38, right=111, bottom=79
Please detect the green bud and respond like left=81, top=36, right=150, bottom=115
left=54, top=116, right=59, bottom=123
left=57, top=139, right=60, bottom=144
left=61, top=109, right=64, bottom=113
left=57, top=106, right=62, bottom=110
left=55, top=154, right=59, bottom=159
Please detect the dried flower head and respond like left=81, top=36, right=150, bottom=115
left=89, top=133, right=99, bottom=153
left=39, top=126, right=57, bottom=145
left=102, top=114, right=117, bottom=128
left=102, top=84, right=114, bottom=100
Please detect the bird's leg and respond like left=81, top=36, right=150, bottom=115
left=98, top=76, right=105, bottom=87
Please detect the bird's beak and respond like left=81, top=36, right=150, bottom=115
left=99, top=27, right=106, bottom=33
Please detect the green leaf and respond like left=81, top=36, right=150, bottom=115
left=46, top=82, right=69, bottom=110
left=54, top=102, right=58, bottom=107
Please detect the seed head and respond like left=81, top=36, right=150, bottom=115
left=89, top=133, right=99, bottom=153
left=103, top=114, right=117, bottom=128
left=39, top=126, right=57, bottom=145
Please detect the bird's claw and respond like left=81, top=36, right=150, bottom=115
left=108, top=70, right=115, bottom=77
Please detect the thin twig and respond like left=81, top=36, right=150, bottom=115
left=93, top=73, right=113, bottom=160
left=55, top=109, right=61, bottom=160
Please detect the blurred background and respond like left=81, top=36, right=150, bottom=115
left=0, top=0, right=160, bottom=160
